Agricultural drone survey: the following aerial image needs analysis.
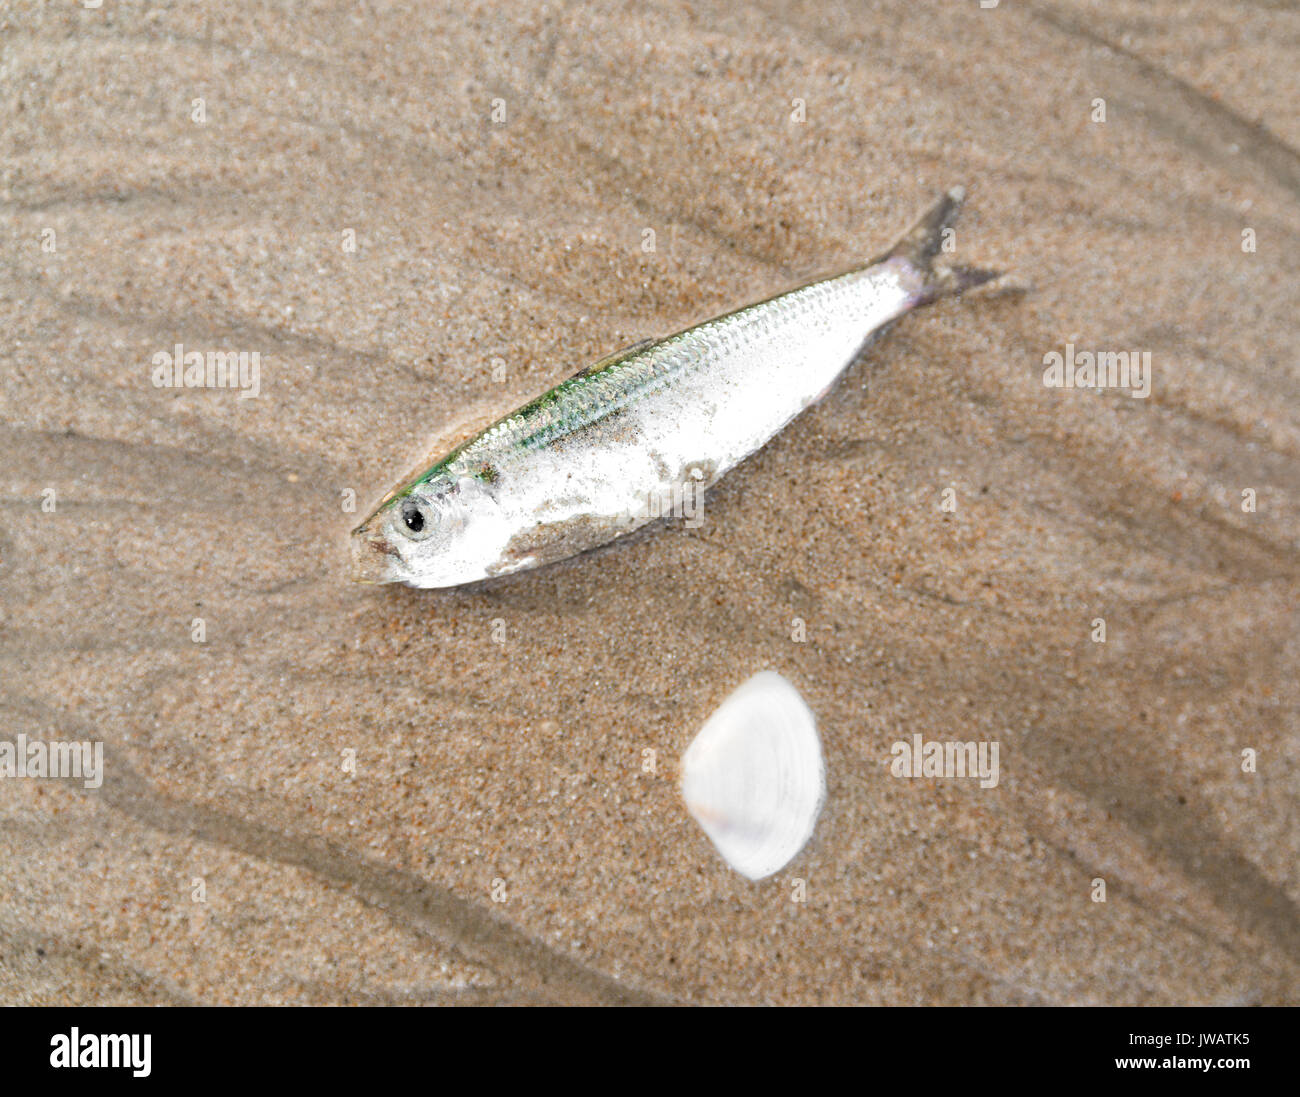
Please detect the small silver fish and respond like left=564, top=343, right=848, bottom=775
left=351, top=188, right=1001, bottom=588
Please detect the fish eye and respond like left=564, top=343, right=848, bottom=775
left=397, top=497, right=435, bottom=540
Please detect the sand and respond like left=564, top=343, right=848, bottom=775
left=1, top=0, right=1297, bottom=1005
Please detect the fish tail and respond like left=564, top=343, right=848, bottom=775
left=887, top=186, right=1003, bottom=304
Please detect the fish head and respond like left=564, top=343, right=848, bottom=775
left=349, top=471, right=502, bottom=588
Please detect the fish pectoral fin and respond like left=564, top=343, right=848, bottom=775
left=572, top=337, right=657, bottom=378
left=496, top=512, right=639, bottom=570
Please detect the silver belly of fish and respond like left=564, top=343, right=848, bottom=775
left=351, top=188, right=1001, bottom=589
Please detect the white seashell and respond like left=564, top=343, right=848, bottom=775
left=681, top=671, right=826, bottom=880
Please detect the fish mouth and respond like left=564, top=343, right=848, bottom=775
left=349, top=525, right=403, bottom=585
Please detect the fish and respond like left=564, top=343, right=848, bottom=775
left=351, top=187, right=1002, bottom=588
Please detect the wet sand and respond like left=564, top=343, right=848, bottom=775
left=1, top=1, right=1297, bottom=1004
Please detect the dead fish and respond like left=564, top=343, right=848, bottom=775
left=351, top=188, right=1001, bottom=588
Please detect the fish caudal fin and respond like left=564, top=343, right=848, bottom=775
left=887, top=186, right=1003, bottom=305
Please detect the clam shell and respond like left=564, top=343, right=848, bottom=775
left=681, top=671, right=825, bottom=880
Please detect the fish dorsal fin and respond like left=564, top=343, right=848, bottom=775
left=571, top=337, right=656, bottom=379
